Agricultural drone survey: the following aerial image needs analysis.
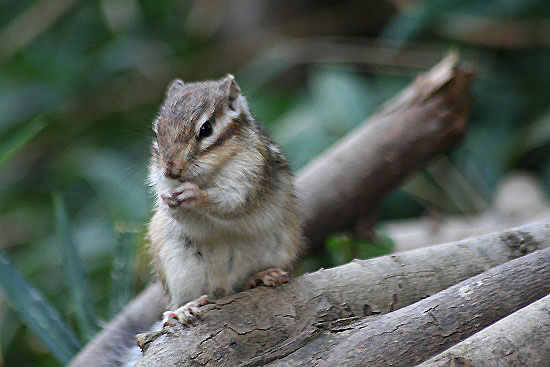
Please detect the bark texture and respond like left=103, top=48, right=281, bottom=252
left=270, top=247, right=550, bottom=367
left=134, top=223, right=550, bottom=367
left=68, top=53, right=474, bottom=367
left=417, top=293, right=550, bottom=367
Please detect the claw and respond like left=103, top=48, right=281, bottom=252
left=162, top=295, right=211, bottom=327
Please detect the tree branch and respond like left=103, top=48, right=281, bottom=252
left=297, top=51, right=473, bottom=247
left=417, top=293, right=550, bottom=367
left=282, top=247, right=550, bottom=367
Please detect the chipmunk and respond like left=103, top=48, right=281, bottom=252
left=147, top=74, right=303, bottom=327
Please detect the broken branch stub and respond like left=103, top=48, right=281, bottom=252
left=297, top=52, right=474, bottom=247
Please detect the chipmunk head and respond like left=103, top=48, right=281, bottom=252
left=150, top=74, right=250, bottom=188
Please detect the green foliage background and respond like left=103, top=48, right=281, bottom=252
left=0, top=1, right=549, bottom=365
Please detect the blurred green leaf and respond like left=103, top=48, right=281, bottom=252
left=309, top=67, right=377, bottom=132
left=379, top=190, right=423, bottom=220
left=53, top=192, right=97, bottom=341
left=238, top=48, right=294, bottom=95
left=326, top=231, right=394, bottom=265
left=273, top=67, right=381, bottom=170
left=0, top=85, right=60, bottom=131
left=382, top=0, right=465, bottom=43
left=540, top=156, right=550, bottom=197
left=110, top=221, right=137, bottom=316
left=402, top=163, right=487, bottom=215
left=0, top=250, right=80, bottom=364
left=0, top=116, right=46, bottom=169
left=74, top=149, right=150, bottom=220
left=273, top=103, right=334, bottom=170
left=382, top=0, right=543, bottom=43
left=521, top=108, right=550, bottom=153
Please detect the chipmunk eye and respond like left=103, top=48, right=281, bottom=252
left=198, top=120, right=213, bottom=139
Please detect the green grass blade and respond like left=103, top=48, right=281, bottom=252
left=0, top=117, right=47, bottom=169
left=110, top=221, right=137, bottom=316
left=53, top=192, right=97, bottom=341
left=0, top=250, right=81, bottom=364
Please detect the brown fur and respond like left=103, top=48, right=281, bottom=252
left=147, top=74, right=304, bottom=312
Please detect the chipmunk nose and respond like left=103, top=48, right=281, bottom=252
left=164, top=167, right=182, bottom=179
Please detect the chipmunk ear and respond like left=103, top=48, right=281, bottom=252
left=166, top=79, right=184, bottom=97
left=223, top=74, right=240, bottom=101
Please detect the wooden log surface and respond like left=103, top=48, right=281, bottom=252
left=416, top=293, right=550, bottom=367
left=270, top=247, right=550, bottom=367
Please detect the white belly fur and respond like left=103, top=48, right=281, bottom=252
left=160, top=202, right=294, bottom=308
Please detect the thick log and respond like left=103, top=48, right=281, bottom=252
left=68, top=53, right=474, bottom=367
left=417, top=293, right=550, bottom=367
left=135, top=223, right=550, bottom=367
left=269, top=247, right=550, bottom=367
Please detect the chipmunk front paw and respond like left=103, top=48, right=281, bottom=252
left=160, top=182, right=205, bottom=209
left=162, top=295, right=211, bottom=327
